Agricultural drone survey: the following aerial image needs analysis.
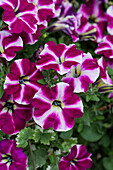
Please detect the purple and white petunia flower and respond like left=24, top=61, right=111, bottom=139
left=95, top=35, right=113, bottom=59
left=27, top=0, right=55, bottom=25
left=107, top=6, right=113, bottom=35
left=76, top=0, right=107, bottom=42
left=0, top=139, right=27, bottom=169
left=0, top=0, right=38, bottom=34
left=53, top=0, right=63, bottom=18
left=98, top=57, right=112, bottom=85
left=0, top=30, right=23, bottom=61
left=32, top=82, right=83, bottom=131
left=36, top=41, right=82, bottom=75
left=19, top=24, right=46, bottom=45
left=62, top=52, right=99, bottom=93
left=47, top=0, right=80, bottom=41
left=4, top=58, right=43, bottom=105
left=59, top=145, right=92, bottom=170
left=0, top=93, right=33, bottom=134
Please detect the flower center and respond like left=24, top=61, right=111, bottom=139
left=3, top=101, right=14, bottom=112
left=52, top=100, right=62, bottom=107
left=88, top=15, right=98, bottom=24
left=19, top=76, right=29, bottom=84
left=15, top=9, right=20, bottom=15
left=70, top=158, right=78, bottom=165
left=2, top=154, right=13, bottom=165
left=71, top=65, right=81, bottom=78
left=0, top=46, right=5, bottom=54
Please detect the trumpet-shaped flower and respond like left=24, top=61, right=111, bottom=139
left=98, top=57, right=112, bottom=85
left=0, top=0, right=38, bottom=33
left=107, top=6, right=113, bottom=35
left=27, top=0, right=55, bottom=25
left=0, top=93, right=33, bottom=134
left=4, top=58, right=43, bottom=105
left=59, top=145, right=92, bottom=170
left=0, top=30, right=23, bottom=61
left=0, top=139, right=27, bottom=169
left=19, top=24, right=46, bottom=44
left=32, top=82, right=83, bottom=131
left=76, top=0, right=107, bottom=42
left=36, top=41, right=82, bottom=75
left=62, top=52, right=99, bottom=93
left=95, top=35, right=113, bottom=59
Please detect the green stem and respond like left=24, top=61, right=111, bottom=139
left=28, top=139, right=35, bottom=170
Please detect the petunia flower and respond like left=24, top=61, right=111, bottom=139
left=0, top=93, right=33, bottom=134
left=4, top=58, right=43, bottom=105
left=36, top=41, right=82, bottom=75
left=53, top=0, right=63, bottom=18
left=93, top=56, right=113, bottom=94
left=0, top=0, right=38, bottom=34
left=0, top=30, right=23, bottom=61
left=0, top=139, right=27, bottom=169
left=107, top=5, right=113, bottom=35
left=95, top=35, right=113, bottom=59
left=62, top=52, right=99, bottom=93
left=47, top=0, right=80, bottom=41
left=98, top=56, right=112, bottom=85
left=27, top=0, right=55, bottom=25
left=32, top=82, right=83, bottom=131
left=76, top=0, right=107, bottom=42
left=19, top=23, right=46, bottom=45
left=59, top=145, right=92, bottom=170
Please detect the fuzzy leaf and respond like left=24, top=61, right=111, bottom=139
left=16, top=127, right=33, bottom=148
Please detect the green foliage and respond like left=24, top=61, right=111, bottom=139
left=80, top=124, right=104, bottom=142
left=33, top=127, right=56, bottom=145
left=103, top=157, right=113, bottom=170
left=28, top=148, right=48, bottom=169
left=16, top=127, right=34, bottom=148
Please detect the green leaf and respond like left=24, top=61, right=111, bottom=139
left=90, top=94, right=100, bottom=101
left=103, top=157, right=113, bottom=170
left=80, top=124, right=103, bottom=142
left=28, top=149, right=48, bottom=169
left=0, top=130, right=5, bottom=141
left=60, top=129, right=73, bottom=139
left=33, top=128, right=42, bottom=143
left=61, top=138, right=78, bottom=153
left=33, top=128, right=56, bottom=145
left=37, top=79, right=47, bottom=85
left=101, top=135, right=110, bottom=147
left=0, top=85, right=4, bottom=99
left=49, top=154, right=59, bottom=170
left=40, top=129, right=56, bottom=145
left=17, top=127, right=33, bottom=148
left=86, top=94, right=91, bottom=102
left=77, top=123, right=83, bottom=133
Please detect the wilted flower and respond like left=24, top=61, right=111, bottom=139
left=59, top=145, right=92, bottom=170
left=0, top=93, right=33, bottom=134
left=32, top=82, right=83, bottom=131
left=0, top=30, right=23, bottom=61
left=4, top=58, right=43, bottom=105
left=36, top=41, right=82, bottom=75
left=0, top=0, right=38, bottom=33
left=62, top=52, right=99, bottom=93
left=0, top=139, right=27, bottom=169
